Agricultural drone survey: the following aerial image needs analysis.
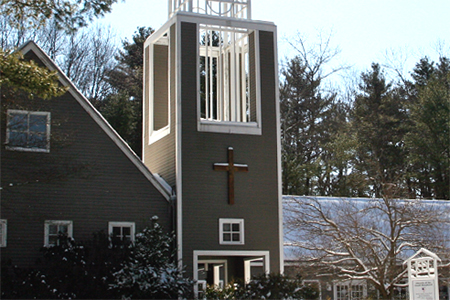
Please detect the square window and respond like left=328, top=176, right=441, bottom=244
left=0, top=220, right=7, bottom=247
left=219, top=219, right=244, bottom=245
left=44, top=220, right=73, bottom=247
left=6, top=110, right=51, bottom=152
left=108, top=222, right=135, bottom=245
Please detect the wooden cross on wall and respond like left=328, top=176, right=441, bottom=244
left=213, top=147, right=249, bottom=205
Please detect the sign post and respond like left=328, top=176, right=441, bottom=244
left=404, top=248, right=441, bottom=300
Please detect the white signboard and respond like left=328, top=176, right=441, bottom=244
left=404, top=249, right=441, bottom=300
left=413, top=280, right=436, bottom=300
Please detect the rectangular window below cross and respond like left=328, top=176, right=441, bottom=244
left=219, top=218, right=244, bottom=245
left=44, top=220, right=73, bottom=247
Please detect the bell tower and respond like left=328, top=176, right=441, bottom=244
left=143, top=0, right=282, bottom=291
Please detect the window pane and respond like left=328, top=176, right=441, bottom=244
left=122, top=227, right=131, bottom=236
left=29, top=115, right=47, bottom=132
left=59, top=225, right=68, bottom=234
left=223, top=224, right=230, bottom=232
left=112, top=227, right=121, bottom=236
left=29, top=133, right=47, bottom=149
left=232, top=223, right=240, bottom=231
left=232, top=233, right=240, bottom=241
left=8, top=132, right=27, bottom=147
left=223, top=233, right=231, bottom=241
left=9, top=113, right=27, bottom=131
left=49, top=225, right=58, bottom=235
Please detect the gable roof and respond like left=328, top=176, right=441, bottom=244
left=283, top=195, right=450, bottom=261
left=404, top=248, right=442, bottom=264
left=18, top=40, right=172, bottom=200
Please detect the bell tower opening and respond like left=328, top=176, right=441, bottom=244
left=199, top=25, right=257, bottom=124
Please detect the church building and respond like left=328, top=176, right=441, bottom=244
left=142, top=0, right=283, bottom=290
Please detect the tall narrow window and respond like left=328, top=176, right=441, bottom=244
left=0, top=219, right=7, bottom=247
left=198, top=25, right=260, bottom=135
left=6, top=110, right=51, bottom=152
left=44, top=220, right=73, bottom=247
left=145, top=31, right=170, bottom=144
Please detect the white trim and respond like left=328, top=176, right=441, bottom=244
left=18, top=41, right=171, bottom=201
left=198, top=120, right=261, bottom=135
left=174, top=11, right=276, bottom=32
left=44, top=220, right=73, bottom=247
left=6, top=109, right=51, bottom=153
left=197, top=259, right=228, bottom=288
left=175, top=18, right=184, bottom=271
left=0, top=219, right=7, bottom=247
left=273, top=27, right=284, bottom=274
left=146, top=30, right=171, bottom=145
left=108, top=221, right=136, bottom=243
left=219, top=218, right=244, bottom=245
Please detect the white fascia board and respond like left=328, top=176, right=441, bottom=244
left=173, top=11, right=276, bottom=33
left=272, top=26, right=284, bottom=275
left=18, top=41, right=171, bottom=201
left=175, top=17, right=184, bottom=271
left=145, top=15, right=178, bottom=47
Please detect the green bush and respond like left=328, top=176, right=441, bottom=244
left=111, top=216, right=194, bottom=299
left=1, top=231, right=130, bottom=299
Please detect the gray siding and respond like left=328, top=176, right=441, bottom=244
left=153, top=44, right=169, bottom=131
left=1, top=50, right=171, bottom=267
left=143, top=25, right=177, bottom=187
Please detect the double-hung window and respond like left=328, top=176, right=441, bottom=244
left=0, top=219, right=7, bottom=247
left=6, top=110, right=51, bottom=152
left=44, top=220, right=73, bottom=247
left=219, top=218, right=244, bottom=245
left=108, top=222, right=135, bottom=244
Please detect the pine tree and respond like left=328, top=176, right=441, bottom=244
left=102, top=27, right=154, bottom=157
left=405, top=57, right=450, bottom=199
left=280, top=56, right=340, bottom=195
left=350, top=63, right=409, bottom=197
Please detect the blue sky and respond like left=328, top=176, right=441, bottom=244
left=101, top=0, right=449, bottom=80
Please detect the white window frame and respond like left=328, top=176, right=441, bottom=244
left=197, top=23, right=262, bottom=135
left=219, top=218, right=244, bottom=245
left=6, top=109, right=51, bottom=153
left=334, top=280, right=367, bottom=300
left=0, top=219, right=7, bottom=247
left=145, top=30, right=171, bottom=145
left=44, top=220, right=73, bottom=247
left=108, top=221, right=136, bottom=243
